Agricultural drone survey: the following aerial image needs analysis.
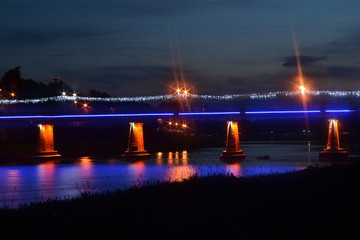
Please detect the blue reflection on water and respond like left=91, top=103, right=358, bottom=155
left=0, top=143, right=322, bottom=208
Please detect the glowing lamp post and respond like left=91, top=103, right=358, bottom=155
left=299, top=85, right=306, bottom=95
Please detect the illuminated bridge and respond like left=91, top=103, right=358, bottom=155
left=0, top=90, right=359, bottom=162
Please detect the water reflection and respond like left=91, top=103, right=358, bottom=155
left=165, top=165, right=196, bottom=182
left=182, top=150, right=189, bottom=164
left=225, top=163, right=243, bottom=178
left=2, top=169, right=22, bottom=208
left=37, top=162, right=56, bottom=201
left=0, top=144, right=324, bottom=208
left=127, top=161, right=146, bottom=186
left=78, top=156, right=94, bottom=175
left=157, top=150, right=189, bottom=165
left=156, top=152, right=163, bottom=164
left=168, top=151, right=173, bottom=165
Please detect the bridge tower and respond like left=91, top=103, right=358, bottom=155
left=220, top=121, right=245, bottom=162
left=319, top=119, right=348, bottom=162
left=30, top=124, right=61, bottom=158
left=121, top=122, right=150, bottom=159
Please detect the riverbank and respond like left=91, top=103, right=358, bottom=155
left=1, top=162, right=360, bottom=239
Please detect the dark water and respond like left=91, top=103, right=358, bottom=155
left=0, top=142, right=333, bottom=208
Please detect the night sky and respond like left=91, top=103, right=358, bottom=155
left=1, top=0, right=360, bottom=97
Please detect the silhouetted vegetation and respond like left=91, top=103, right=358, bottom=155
left=0, top=66, right=111, bottom=99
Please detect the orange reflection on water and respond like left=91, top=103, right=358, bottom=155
left=156, top=152, right=163, bottom=164
left=168, top=152, right=174, bottom=165
left=7, top=169, right=20, bottom=176
left=37, top=162, right=56, bottom=199
left=157, top=151, right=189, bottom=165
left=128, top=161, right=146, bottom=183
left=174, top=151, right=179, bottom=164
left=6, top=169, right=21, bottom=186
left=225, top=162, right=243, bottom=178
left=165, top=165, right=196, bottom=182
left=37, top=162, right=56, bottom=180
left=79, top=156, right=94, bottom=175
left=182, top=150, right=188, bottom=164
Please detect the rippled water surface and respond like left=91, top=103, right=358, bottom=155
left=0, top=142, right=325, bottom=208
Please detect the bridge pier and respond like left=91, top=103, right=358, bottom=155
left=121, top=122, right=150, bottom=160
left=29, top=124, right=61, bottom=158
left=220, top=121, right=245, bottom=162
left=319, top=119, right=348, bottom=162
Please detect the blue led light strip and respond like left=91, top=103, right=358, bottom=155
left=179, top=112, right=241, bottom=116
left=245, top=110, right=322, bottom=114
left=325, top=110, right=355, bottom=113
left=0, top=109, right=357, bottom=120
left=0, top=113, right=174, bottom=120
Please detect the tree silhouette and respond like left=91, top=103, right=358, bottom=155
left=0, top=67, right=110, bottom=99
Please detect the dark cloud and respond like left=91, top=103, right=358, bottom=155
left=326, top=66, right=360, bottom=78
left=282, top=56, right=326, bottom=68
left=313, top=29, right=360, bottom=58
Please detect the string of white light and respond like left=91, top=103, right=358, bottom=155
left=0, top=90, right=360, bottom=105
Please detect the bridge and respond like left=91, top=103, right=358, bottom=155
left=0, top=110, right=353, bottom=163
left=0, top=90, right=358, bottom=163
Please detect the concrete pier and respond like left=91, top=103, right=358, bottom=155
left=319, top=119, right=348, bottom=162
left=29, top=124, right=61, bottom=158
left=121, top=122, right=150, bottom=160
left=220, top=121, right=245, bottom=162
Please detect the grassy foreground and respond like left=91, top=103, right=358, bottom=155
left=1, top=163, right=360, bottom=239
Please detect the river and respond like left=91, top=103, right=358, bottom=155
left=0, top=142, right=331, bottom=208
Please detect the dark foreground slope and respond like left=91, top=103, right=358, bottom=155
left=1, top=164, right=360, bottom=239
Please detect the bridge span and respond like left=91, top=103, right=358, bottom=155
left=0, top=108, right=356, bottom=163
left=0, top=109, right=357, bottom=121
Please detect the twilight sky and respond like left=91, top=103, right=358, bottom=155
left=1, top=0, right=360, bottom=97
